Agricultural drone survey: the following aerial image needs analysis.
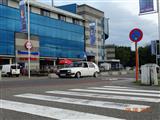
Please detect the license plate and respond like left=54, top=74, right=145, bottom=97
left=60, top=74, right=66, bottom=76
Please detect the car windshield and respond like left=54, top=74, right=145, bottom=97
left=69, top=62, right=83, bottom=67
left=11, top=65, right=20, bottom=69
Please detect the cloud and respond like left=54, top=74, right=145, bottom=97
left=37, top=0, right=159, bottom=47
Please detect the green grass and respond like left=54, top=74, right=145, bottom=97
left=133, top=79, right=160, bottom=86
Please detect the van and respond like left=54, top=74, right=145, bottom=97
left=99, top=63, right=111, bottom=71
left=1, top=64, right=20, bottom=77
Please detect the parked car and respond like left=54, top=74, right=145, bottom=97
left=1, top=64, right=20, bottom=77
left=56, top=61, right=99, bottom=78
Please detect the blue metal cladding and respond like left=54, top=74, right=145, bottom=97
left=0, top=4, right=84, bottom=58
left=57, top=4, right=77, bottom=14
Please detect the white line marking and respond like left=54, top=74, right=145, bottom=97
left=46, top=90, right=160, bottom=103
left=70, top=89, right=160, bottom=98
left=15, top=93, right=150, bottom=112
left=103, top=86, right=132, bottom=89
left=0, top=99, right=124, bottom=120
left=89, top=87, right=160, bottom=94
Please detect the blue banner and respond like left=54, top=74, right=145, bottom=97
left=18, top=51, right=39, bottom=55
left=139, top=0, right=154, bottom=13
left=89, top=22, right=96, bottom=46
left=19, top=0, right=27, bottom=32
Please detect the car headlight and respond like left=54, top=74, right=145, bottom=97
left=67, top=70, right=71, bottom=73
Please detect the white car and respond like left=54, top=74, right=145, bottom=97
left=1, top=64, right=20, bottom=77
left=56, top=61, right=99, bottom=78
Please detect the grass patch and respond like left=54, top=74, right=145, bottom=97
left=133, top=80, right=160, bottom=86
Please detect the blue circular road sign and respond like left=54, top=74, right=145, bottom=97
left=129, top=28, right=143, bottom=43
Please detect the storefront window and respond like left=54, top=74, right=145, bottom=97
left=0, top=0, right=8, bottom=5
left=58, top=14, right=66, bottom=21
left=40, top=9, right=50, bottom=17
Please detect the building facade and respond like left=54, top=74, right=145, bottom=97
left=77, top=4, right=105, bottom=63
left=105, top=44, right=115, bottom=60
left=0, top=0, right=85, bottom=70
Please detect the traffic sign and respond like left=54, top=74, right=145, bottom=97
left=25, top=41, right=33, bottom=50
left=129, top=28, right=143, bottom=43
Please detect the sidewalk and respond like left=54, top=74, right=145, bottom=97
left=0, top=76, right=50, bottom=82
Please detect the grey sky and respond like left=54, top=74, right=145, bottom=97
left=36, top=0, right=159, bottom=47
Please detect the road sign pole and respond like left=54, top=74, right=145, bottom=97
left=129, top=28, right=143, bottom=82
left=135, top=42, right=139, bottom=81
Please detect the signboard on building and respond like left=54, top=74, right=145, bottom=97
left=139, top=0, right=154, bottom=13
left=19, top=0, right=27, bottom=32
left=89, top=22, right=96, bottom=46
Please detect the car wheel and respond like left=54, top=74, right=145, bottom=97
left=58, top=75, right=63, bottom=78
left=75, top=72, right=81, bottom=78
left=16, top=74, right=19, bottom=77
left=93, top=72, right=98, bottom=78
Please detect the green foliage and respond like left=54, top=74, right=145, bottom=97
left=115, top=45, right=156, bottom=67
left=115, top=46, right=131, bottom=67
left=138, top=45, right=156, bottom=65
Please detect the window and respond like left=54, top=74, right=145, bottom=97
left=73, top=18, right=80, bottom=25
left=25, top=4, right=31, bottom=12
left=83, top=63, right=88, bottom=68
left=41, top=9, right=50, bottom=17
left=88, top=63, right=95, bottom=68
left=58, top=15, right=66, bottom=21
left=0, top=0, right=8, bottom=5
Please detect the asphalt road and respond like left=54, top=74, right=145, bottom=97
left=0, top=76, right=160, bottom=120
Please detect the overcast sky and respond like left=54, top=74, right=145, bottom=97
left=37, top=0, right=159, bottom=48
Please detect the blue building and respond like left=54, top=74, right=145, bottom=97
left=0, top=0, right=85, bottom=70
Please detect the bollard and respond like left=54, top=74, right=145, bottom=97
left=0, top=71, right=1, bottom=80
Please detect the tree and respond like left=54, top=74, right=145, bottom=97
left=115, top=46, right=131, bottom=67
left=138, top=45, right=156, bottom=65
left=115, top=45, right=156, bottom=67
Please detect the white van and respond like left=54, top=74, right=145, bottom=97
left=1, top=64, right=20, bottom=77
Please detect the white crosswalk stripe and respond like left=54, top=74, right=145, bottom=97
left=14, top=93, right=150, bottom=112
left=1, top=85, right=159, bottom=120
left=89, top=87, right=160, bottom=94
left=70, top=89, right=160, bottom=97
left=46, top=90, right=160, bottom=103
left=0, top=100, right=124, bottom=120
left=103, top=86, right=132, bottom=89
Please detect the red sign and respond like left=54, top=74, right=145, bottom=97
left=19, top=57, right=38, bottom=61
left=25, top=41, right=33, bottom=50
left=129, top=28, right=143, bottom=43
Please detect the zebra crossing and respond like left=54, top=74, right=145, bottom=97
left=1, top=85, right=159, bottom=120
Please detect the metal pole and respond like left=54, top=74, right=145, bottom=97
left=135, top=42, right=139, bottom=81
left=156, top=41, right=158, bottom=64
left=96, top=19, right=99, bottom=65
left=28, top=0, right=30, bottom=78
left=51, top=0, right=54, bottom=7
left=157, top=0, right=160, bottom=65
